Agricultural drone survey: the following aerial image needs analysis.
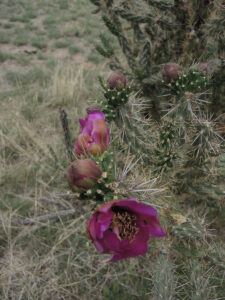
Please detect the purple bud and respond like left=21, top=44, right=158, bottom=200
left=162, top=63, right=182, bottom=82
left=107, top=70, right=127, bottom=90
left=67, top=159, right=102, bottom=192
left=195, top=62, right=210, bottom=76
left=74, top=110, right=109, bottom=157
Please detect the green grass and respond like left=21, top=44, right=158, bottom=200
left=87, top=53, right=101, bottom=64
left=68, top=45, right=82, bottom=55
left=47, top=27, right=61, bottom=39
left=58, top=0, right=69, bottom=10
left=54, top=39, right=72, bottom=48
left=45, top=58, right=58, bottom=70
left=2, top=23, right=14, bottom=29
left=15, top=54, right=31, bottom=66
left=0, top=31, right=11, bottom=43
left=24, top=22, right=38, bottom=31
left=37, top=52, right=48, bottom=60
left=43, top=16, right=57, bottom=26
left=9, top=16, right=30, bottom=23
left=0, top=1, right=114, bottom=299
left=13, top=35, right=29, bottom=46
left=31, top=37, right=48, bottom=49
left=23, top=11, right=37, bottom=19
left=0, top=51, right=15, bottom=62
left=5, top=68, right=49, bottom=86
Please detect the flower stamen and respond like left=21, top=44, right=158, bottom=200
left=110, top=210, right=139, bottom=243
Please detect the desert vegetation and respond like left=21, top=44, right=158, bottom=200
left=0, top=0, right=224, bottom=299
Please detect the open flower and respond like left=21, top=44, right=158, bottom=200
left=87, top=198, right=165, bottom=262
left=74, top=110, right=109, bottom=157
left=67, top=159, right=102, bottom=192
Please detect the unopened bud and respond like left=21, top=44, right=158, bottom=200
left=195, top=62, right=210, bottom=76
left=67, top=159, right=102, bottom=192
left=107, top=70, right=127, bottom=90
left=162, top=63, right=182, bottom=82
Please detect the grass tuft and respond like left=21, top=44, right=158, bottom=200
left=31, top=37, right=47, bottom=49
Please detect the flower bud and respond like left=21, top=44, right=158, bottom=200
left=74, top=111, right=109, bottom=157
left=67, top=159, right=102, bottom=192
left=107, top=70, right=127, bottom=90
left=162, top=63, right=182, bottom=82
left=195, top=62, right=210, bottom=76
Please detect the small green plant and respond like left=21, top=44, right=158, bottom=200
left=54, top=39, right=72, bottom=48
left=31, top=37, right=47, bottom=49
left=58, top=0, right=69, bottom=10
left=43, top=16, right=57, bottom=26
left=9, top=16, right=29, bottom=23
left=87, top=52, right=101, bottom=64
left=68, top=45, right=82, bottom=55
left=5, top=68, right=49, bottom=86
left=13, top=35, right=29, bottom=46
left=0, top=31, right=11, bottom=43
left=2, top=23, right=14, bottom=29
left=23, top=11, right=37, bottom=19
left=0, top=51, right=14, bottom=62
left=47, top=27, right=61, bottom=39
left=24, top=22, right=38, bottom=31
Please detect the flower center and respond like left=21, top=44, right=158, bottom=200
left=110, top=209, right=139, bottom=242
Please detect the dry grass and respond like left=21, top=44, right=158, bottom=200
left=1, top=59, right=163, bottom=299
left=0, top=58, right=169, bottom=299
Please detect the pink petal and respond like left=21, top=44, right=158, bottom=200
left=114, top=199, right=157, bottom=217
left=88, top=211, right=113, bottom=240
left=136, top=214, right=166, bottom=238
left=94, top=240, right=104, bottom=253
left=79, top=119, right=86, bottom=129
left=100, top=230, right=120, bottom=253
left=98, top=201, right=115, bottom=213
left=142, top=215, right=166, bottom=237
left=109, top=226, right=150, bottom=262
left=91, top=119, right=109, bottom=148
left=88, top=110, right=105, bottom=121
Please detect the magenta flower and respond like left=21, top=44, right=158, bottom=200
left=67, top=159, right=102, bottom=192
left=74, top=110, right=109, bottom=157
left=87, top=198, right=166, bottom=262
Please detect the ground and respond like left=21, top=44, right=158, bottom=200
left=0, top=1, right=131, bottom=299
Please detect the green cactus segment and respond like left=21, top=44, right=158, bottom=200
left=104, top=88, right=131, bottom=107
left=171, top=214, right=209, bottom=242
left=192, top=120, right=221, bottom=162
left=102, top=15, right=121, bottom=37
left=211, top=59, right=225, bottom=113
left=152, top=255, right=176, bottom=300
left=95, top=33, right=114, bottom=58
left=114, top=105, right=152, bottom=162
left=97, top=87, right=131, bottom=122
left=154, top=121, right=178, bottom=172
left=163, top=69, right=208, bottom=95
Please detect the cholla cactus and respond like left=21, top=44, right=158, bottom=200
left=91, top=0, right=224, bottom=116
left=89, top=0, right=225, bottom=298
